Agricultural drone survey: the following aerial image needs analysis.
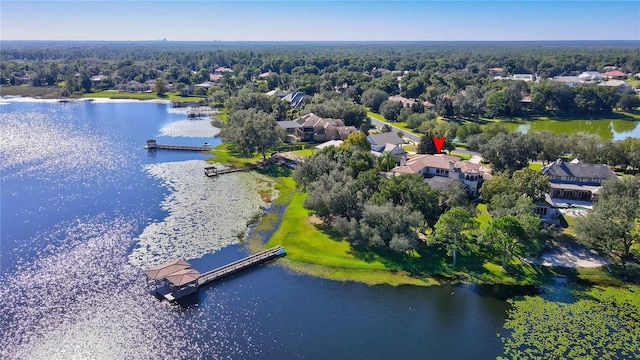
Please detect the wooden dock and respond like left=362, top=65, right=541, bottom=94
left=145, top=139, right=211, bottom=151
left=144, top=246, right=286, bottom=301
left=204, top=164, right=258, bottom=177
left=197, top=246, right=286, bottom=286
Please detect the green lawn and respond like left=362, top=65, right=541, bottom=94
left=475, top=203, right=492, bottom=229
left=85, top=90, right=204, bottom=102
left=528, top=162, right=543, bottom=171
left=450, top=151, right=471, bottom=160
left=208, top=143, right=264, bottom=166
left=290, top=149, right=314, bottom=157
left=366, top=110, right=386, bottom=121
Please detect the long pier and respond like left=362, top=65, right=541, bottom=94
left=197, top=246, right=286, bottom=286
left=145, top=139, right=211, bottom=151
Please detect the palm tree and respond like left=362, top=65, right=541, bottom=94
left=377, top=151, right=397, bottom=172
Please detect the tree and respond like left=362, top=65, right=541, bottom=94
left=456, top=123, right=483, bottom=142
left=430, top=207, right=479, bottom=266
left=341, top=132, right=371, bottom=152
left=453, top=85, right=485, bottom=119
left=153, top=79, right=165, bottom=96
left=361, top=88, right=388, bottom=113
left=479, top=132, right=538, bottom=172
left=371, top=174, right=441, bottom=226
left=219, top=109, right=284, bottom=159
left=377, top=151, right=397, bottom=172
left=417, top=133, right=437, bottom=154
left=618, top=93, right=640, bottom=111
left=482, top=215, right=527, bottom=267
left=379, top=100, right=404, bottom=121
left=576, top=177, right=640, bottom=264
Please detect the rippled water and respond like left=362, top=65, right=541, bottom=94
left=1, top=99, right=512, bottom=359
left=159, top=119, right=221, bottom=137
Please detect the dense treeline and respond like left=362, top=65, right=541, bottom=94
left=2, top=41, right=639, bottom=118
left=459, top=123, right=640, bottom=171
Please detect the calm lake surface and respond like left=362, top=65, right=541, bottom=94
left=1, top=99, right=511, bottom=359
left=504, top=117, right=640, bottom=140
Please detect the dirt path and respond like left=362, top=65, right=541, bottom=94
left=528, top=242, right=611, bottom=268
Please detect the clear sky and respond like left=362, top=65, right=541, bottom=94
left=2, top=1, right=639, bottom=41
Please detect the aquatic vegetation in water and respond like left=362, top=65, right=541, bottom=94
left=129, top=160, right=273, bottom=267
left=499, top=285, right=640, bottom=359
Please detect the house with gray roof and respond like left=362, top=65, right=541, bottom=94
left=367, top=132, right=405, bottom=152
left=541, top=158, right=616, bottom=203
left=578, top=71, right=603, bottom=83
left=283, top=92, right=305, bottom=108
left=598, top=80, right=634, bottom=94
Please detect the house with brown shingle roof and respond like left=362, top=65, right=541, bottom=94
left=390, top=154, right=491, bottom=197
left=284, top=113, right=357, bottom=142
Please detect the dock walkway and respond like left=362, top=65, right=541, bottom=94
left=145, top=139, right=211, bottom=151
left=198, top=246, right=286, bottom=286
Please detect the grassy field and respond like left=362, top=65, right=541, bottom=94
left=85, top=90, right=204, bottom=102
left=207, top=143, right=264, bottom=167
left=450, top=151, right=471, bottom=160
left=475, top=203, right=492, bottom=229
left=528, top=162, right=543, bottom=171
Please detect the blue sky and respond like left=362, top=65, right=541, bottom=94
left=2, top=1, right=639, bottom=41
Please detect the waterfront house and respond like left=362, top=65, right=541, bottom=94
left=390, top=154, right=492, bottom=197
left=541, top=158, right=616, bottom=203
left=280, top=113, right=357, bottom=142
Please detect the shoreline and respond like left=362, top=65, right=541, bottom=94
left=1, top=94, right=173, bottom=104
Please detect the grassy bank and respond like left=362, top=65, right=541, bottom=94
left=207, top=143, right=264, bottom=167
left=0, top=86, right=205, bottom=103
left=0, top=85, right=64, bottom=98
left=260, top=179, right=562, bottom=286
left=85, top=90, right=204, bottom=102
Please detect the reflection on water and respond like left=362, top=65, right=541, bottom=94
left=159, top=118, right=221, bottom=138
left=0, top=216, right=196, bottom=360
left=508, top=118, right=640, bottom=140
left=0, top=110, right=130, bottom=180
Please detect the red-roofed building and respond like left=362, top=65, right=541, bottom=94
left=603, top=70, right=626, bottom=79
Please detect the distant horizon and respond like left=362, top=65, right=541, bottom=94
left=3, top=40, right=639, bottom=44
left=2, top=1, right=639, bottom=42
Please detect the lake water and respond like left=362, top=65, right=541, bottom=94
left=1, top=99, right=511, bottom=359
left=504, top=117, right=640, bottom=140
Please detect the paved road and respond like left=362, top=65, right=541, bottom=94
left=368, top=115, right=420, bottom=143
left=367, top=115, right=484, bottom=162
